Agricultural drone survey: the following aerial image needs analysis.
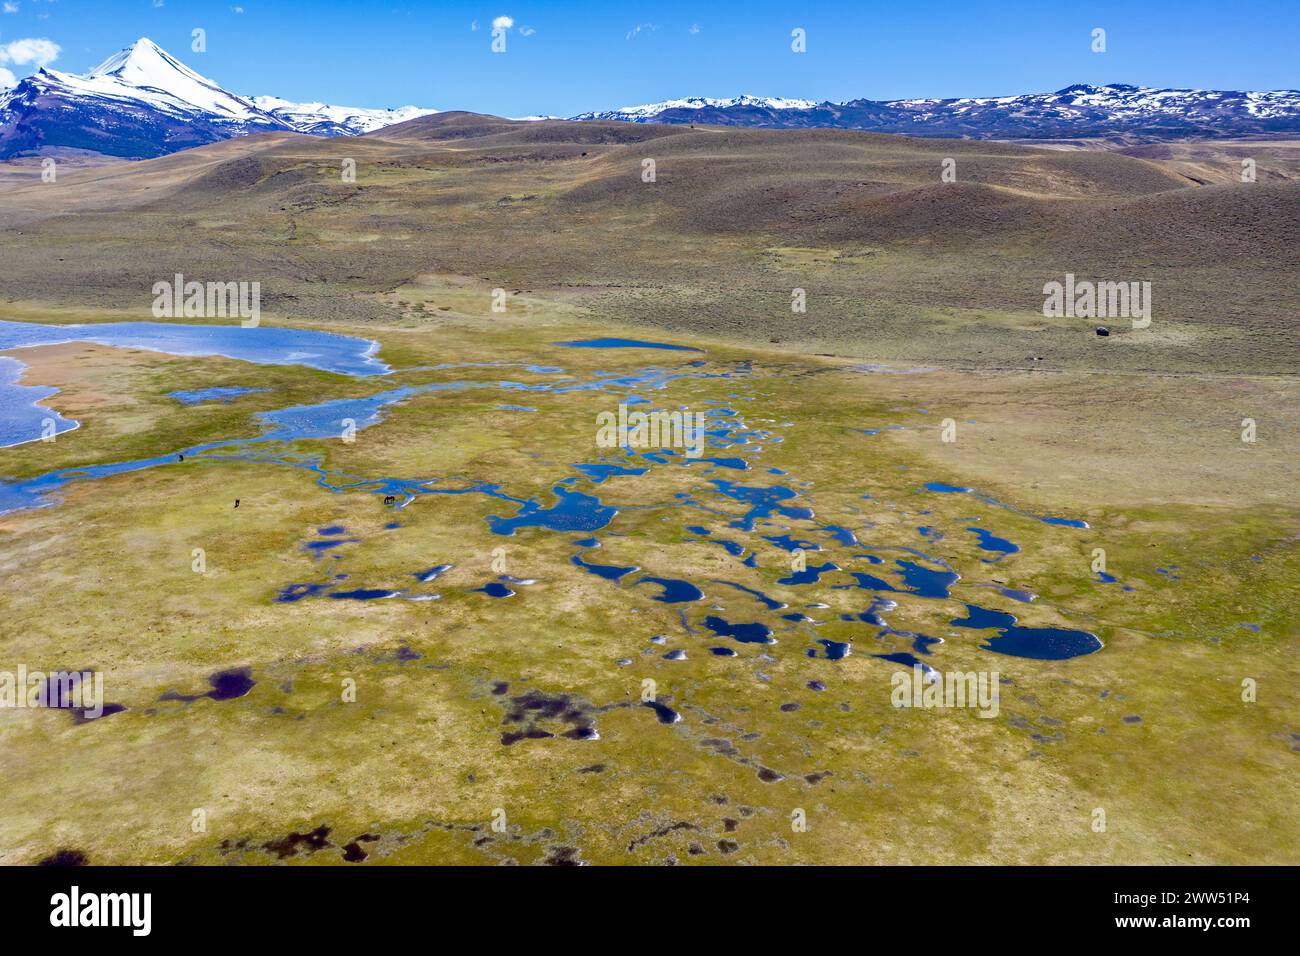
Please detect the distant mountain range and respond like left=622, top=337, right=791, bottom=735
left=1, top=38, right=1297, bottom=161
left=248, top=95, right=437, bottom=136
left=572, top=87, right=1300, bottom=141
left=0, top=38, right=437, bottom=159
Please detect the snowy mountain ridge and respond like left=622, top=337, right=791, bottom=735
left=573, top=83, right=1300, bottom=140
left=0, top=37, right=437, bottom=159
left=2, top=38, right=1296, bottom=160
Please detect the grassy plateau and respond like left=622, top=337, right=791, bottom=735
left=0, top=116, right=1296, bottom=864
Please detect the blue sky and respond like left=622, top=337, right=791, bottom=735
left=1, top=0, right=1296, bottom=115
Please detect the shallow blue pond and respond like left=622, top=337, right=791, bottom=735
left=809, top=639, right=851, bottom=661
left=571, top=553, right=639, bottom=581
left=0, top=320, right=388, bottom=449
left=0, top=355, right=78, bottom=448
left=0, top=320, right=389, bottom=376
left=711, top=480, right=814, bottom=531
left=702, top=615, right=774, bottom=645
left=487, top=486, right=618, bottom=535
left=967, top=526, right=1020, bottom=555
left=951, top=604, right=1102, bottom=660
left=778, top=562, right=840, bottom=586
left=636, top=576, right=704, bottom=603
left=554, top=337, right=703, bottom=352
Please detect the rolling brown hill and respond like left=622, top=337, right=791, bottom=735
left=0, top=113, right=1295, bottom=373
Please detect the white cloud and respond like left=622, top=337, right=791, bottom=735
left=470, top=19, right=479, bottom=31
left=232, top=5, right=244, bottom=13
left=0, top=67, right=16, bottom=88
left=3, top=2, right=20, bottom=15
left=0, top=37, right=61, bottom=68
left=688, top=23, right=701, bottom=35
left=492, top=15, right=513, bottom=31
left=519, top=25, right=535, bottom=37
left=626, top=23, right=658, bottom=40
left=152, top=0, right=164, bottom=8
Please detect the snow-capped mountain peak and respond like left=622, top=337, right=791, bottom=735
left=73, top=36, right=264, bottom=120
left=4, top=36, right=1297, bottom=160
left=90, top=37, right=200, bottom=83
left=0, top=37, right=439, bottom=159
